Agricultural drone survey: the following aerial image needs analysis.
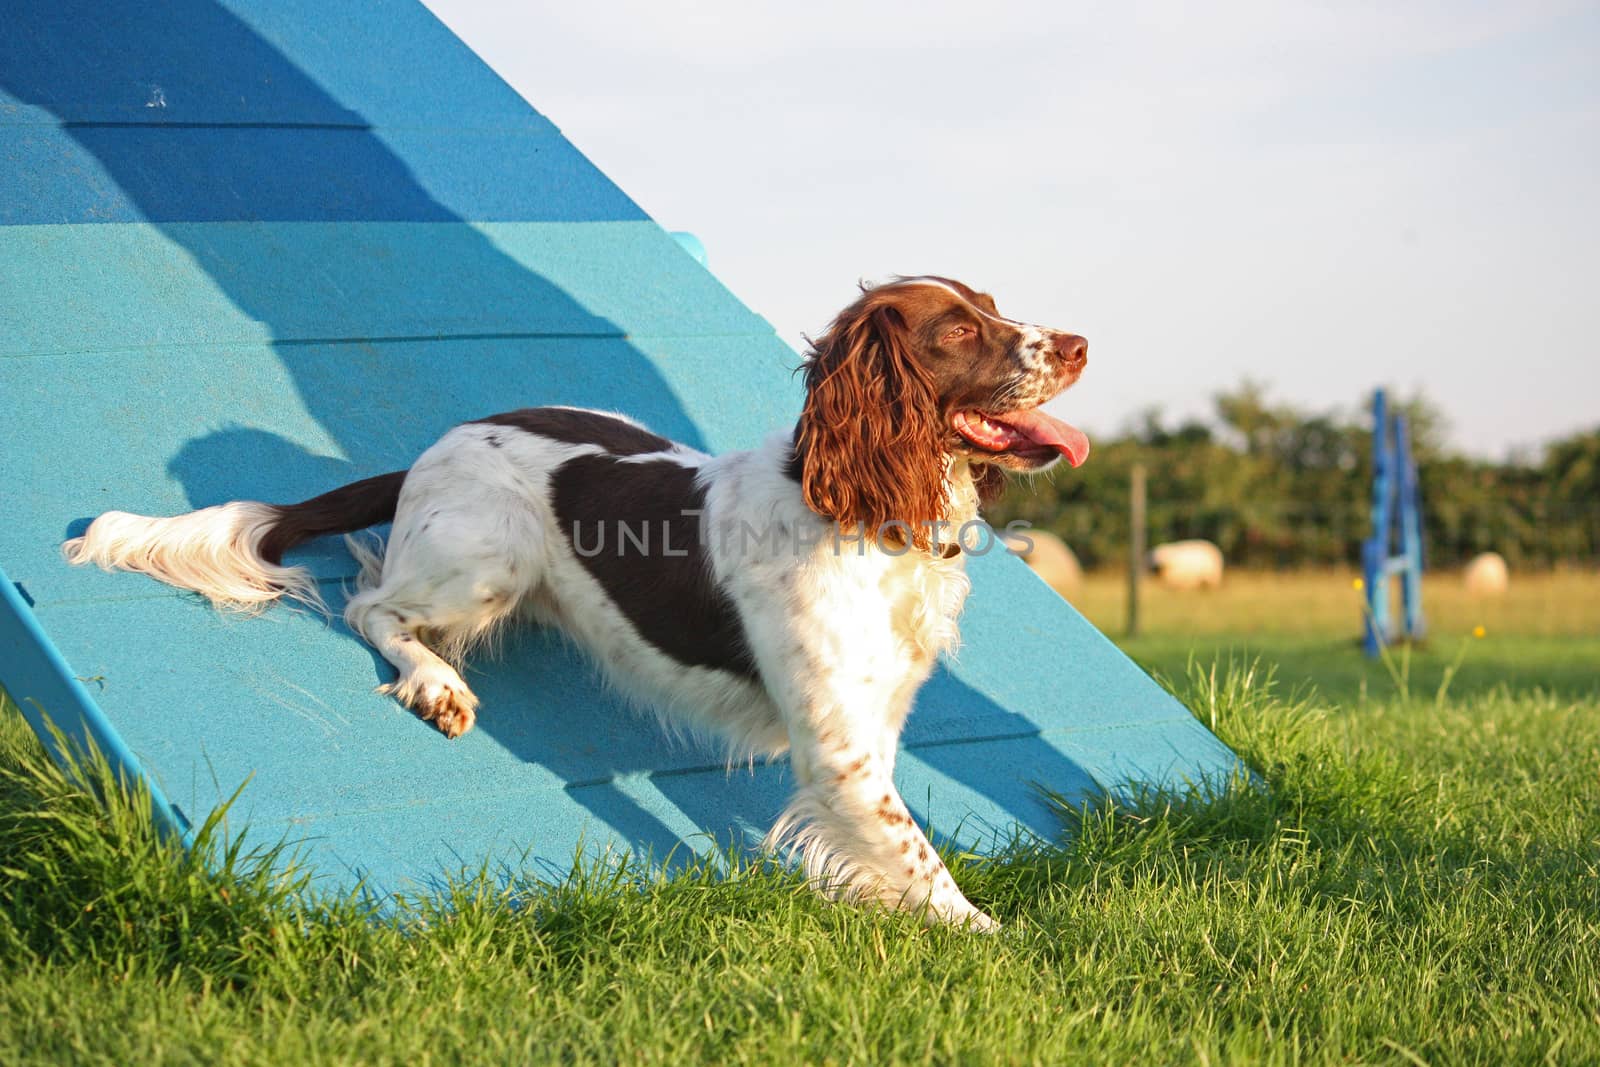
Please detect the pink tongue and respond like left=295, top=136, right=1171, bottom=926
left=995, top=408, right=1091, bottom=467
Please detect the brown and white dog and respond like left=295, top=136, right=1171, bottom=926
left=64, top=276, right=1089, bottom=929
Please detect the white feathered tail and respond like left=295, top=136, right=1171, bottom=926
left=62, top=471, right=407, bottom=613
left=62, top=503, right=324, bottom=612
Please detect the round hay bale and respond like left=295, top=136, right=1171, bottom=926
left=1149, top=539, right=1224, bottom=591
left=1463, top=551, right=1509, bottom=597
left=1003, top=529, right=1083, bottom=597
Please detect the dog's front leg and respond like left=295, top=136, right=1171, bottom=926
left=766, top=686, right=998, bottom=931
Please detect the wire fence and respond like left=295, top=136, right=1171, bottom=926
left=1035, top=499, right=1600, bottom=571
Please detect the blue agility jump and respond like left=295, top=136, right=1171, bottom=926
left=1362, top=389, right=1427, bottom=656
left=0, top=0, right=1241, bottom=895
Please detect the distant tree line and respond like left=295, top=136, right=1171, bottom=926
left=988, top=383, right=1600, bottom=571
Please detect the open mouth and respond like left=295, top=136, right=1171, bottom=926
left=952, top=407, right=1091, bottom=467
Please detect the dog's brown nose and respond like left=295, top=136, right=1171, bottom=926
left=1054, top=333, right=1088, bottom=370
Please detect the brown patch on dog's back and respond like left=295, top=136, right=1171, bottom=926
left=474, top=408, right=672, bottom=456
left=551, top=454, right=758, bottom=680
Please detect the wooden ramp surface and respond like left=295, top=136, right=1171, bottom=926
left=0, top=0, right=1240, bottom=892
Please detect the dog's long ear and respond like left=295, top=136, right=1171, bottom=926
left=797, top=294, right=947, bottom=549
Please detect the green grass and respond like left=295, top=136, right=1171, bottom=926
left=3, top=647, right=1597, bottom=1064
left=1127, top=633, right=1600, bottom=706
left=1074, top=568, right=1600, bottom=704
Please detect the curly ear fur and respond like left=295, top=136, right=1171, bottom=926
left=797, top=292, right=948, bottom=550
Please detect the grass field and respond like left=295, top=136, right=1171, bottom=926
left=1, top=572, right=1596, bottom=1064
left=1075, top=569, right=1600, bottom=705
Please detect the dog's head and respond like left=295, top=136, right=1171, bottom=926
left=796, top=276, right=1089, bottom=547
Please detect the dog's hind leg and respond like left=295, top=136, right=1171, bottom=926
left=343, top=481, right=547, bottom=739
left=357, top=605, right=485, bottom=738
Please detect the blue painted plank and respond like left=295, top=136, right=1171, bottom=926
left=52, top=595, right=755, bottom=814
left=28, top=598, right=733, bottom=821
left=249, top=716, right=1213, bottom=896
left=0, top=0, right=552, bottom=132
left=0, top=334, right=793, bottom=605
left=0, top=127, right=643, bottom=225
left=0, top=222, right=772, bottom=356
left=13, top=431, right=1226, bottom=791
left=12, top=583, right=1229, bottom=895
left=0, top=333, right=1226, bottom=776
left=26, top=565, right=1220, bottom=803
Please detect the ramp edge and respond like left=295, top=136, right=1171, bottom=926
left=0, top=563, right=190, bottom=843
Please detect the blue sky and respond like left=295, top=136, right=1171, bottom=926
left=425, top=1, right=1599, bottom=459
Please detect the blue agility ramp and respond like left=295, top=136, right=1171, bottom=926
left=0, top=0, right=1241, bottom=893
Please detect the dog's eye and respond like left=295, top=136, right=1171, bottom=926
left=943, top=325, right=975, bottom=343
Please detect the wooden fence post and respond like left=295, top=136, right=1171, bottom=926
left=1128, top=463, right=1146, bottom=638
